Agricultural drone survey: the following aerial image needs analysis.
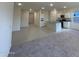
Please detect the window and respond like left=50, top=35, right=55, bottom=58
left=73, top=11, right=79, bottom=23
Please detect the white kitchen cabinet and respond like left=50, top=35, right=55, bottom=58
left=63, top=22, right=70, bottom=28
left=56, top=22, right=62, bottom=32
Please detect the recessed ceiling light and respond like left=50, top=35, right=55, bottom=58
left=50, top=3, right=53, bottom=7
left=41, top=7, right=45, bottom=9
left=29, top=8, right=32, bottom=11
left=64, top=6, right=67, bottom=8
left=18, top=3, right=22, bottom=6
left=29, top=8, right=32, bottom=12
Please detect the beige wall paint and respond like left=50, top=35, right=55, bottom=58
left=50, top=9, right=58, bottom=22
left=34, top=11, right=40, bottom=27
left=12, top=5, right=21, bottom=31
left=21, top=10, right=29, bottom=27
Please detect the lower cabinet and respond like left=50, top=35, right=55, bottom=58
left=63, top=22, right=71, bottom=28
left=56, top=22, right=62, bottom=32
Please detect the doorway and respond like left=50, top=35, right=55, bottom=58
left=29, top=12, right=34, bottom=25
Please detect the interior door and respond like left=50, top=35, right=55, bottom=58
left=29, top=13, right=34, bottom=24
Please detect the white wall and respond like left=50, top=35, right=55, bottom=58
left=50, top=9, right=58, bottom=22
left=21, top=10, right=29, bottom=27
left=0, top=2, right=14, bottom=56
left=12, top=5, right=21, bottom=31
left=34, top=11, right=40, bottom=27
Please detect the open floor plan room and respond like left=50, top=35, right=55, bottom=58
left=1, top=2, right=79, bottom=57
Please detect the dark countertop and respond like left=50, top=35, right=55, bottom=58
left=63, top=20, right=71, bottom=22
left=56, top=20, right=71, bottom=22
left=56, top=18, right=71, bottom=22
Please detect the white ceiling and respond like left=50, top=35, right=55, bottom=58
left=15, top=2, right=79, bottom=11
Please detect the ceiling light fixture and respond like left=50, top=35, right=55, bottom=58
left=50, top=3, right=53, bottom=7
left=18, top=3, right=22, bottom=6
left=41, top=7, right=45, bottom=9
left=29, top=8, right=32, bottom=11
left=64, top=6, right=67, bottom=8
left=29, top=8, right=32, bottom=12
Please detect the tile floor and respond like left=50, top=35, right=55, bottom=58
left=12, top=24, right=63, bottom=47
left=12, top=25, right=54, bottom=46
